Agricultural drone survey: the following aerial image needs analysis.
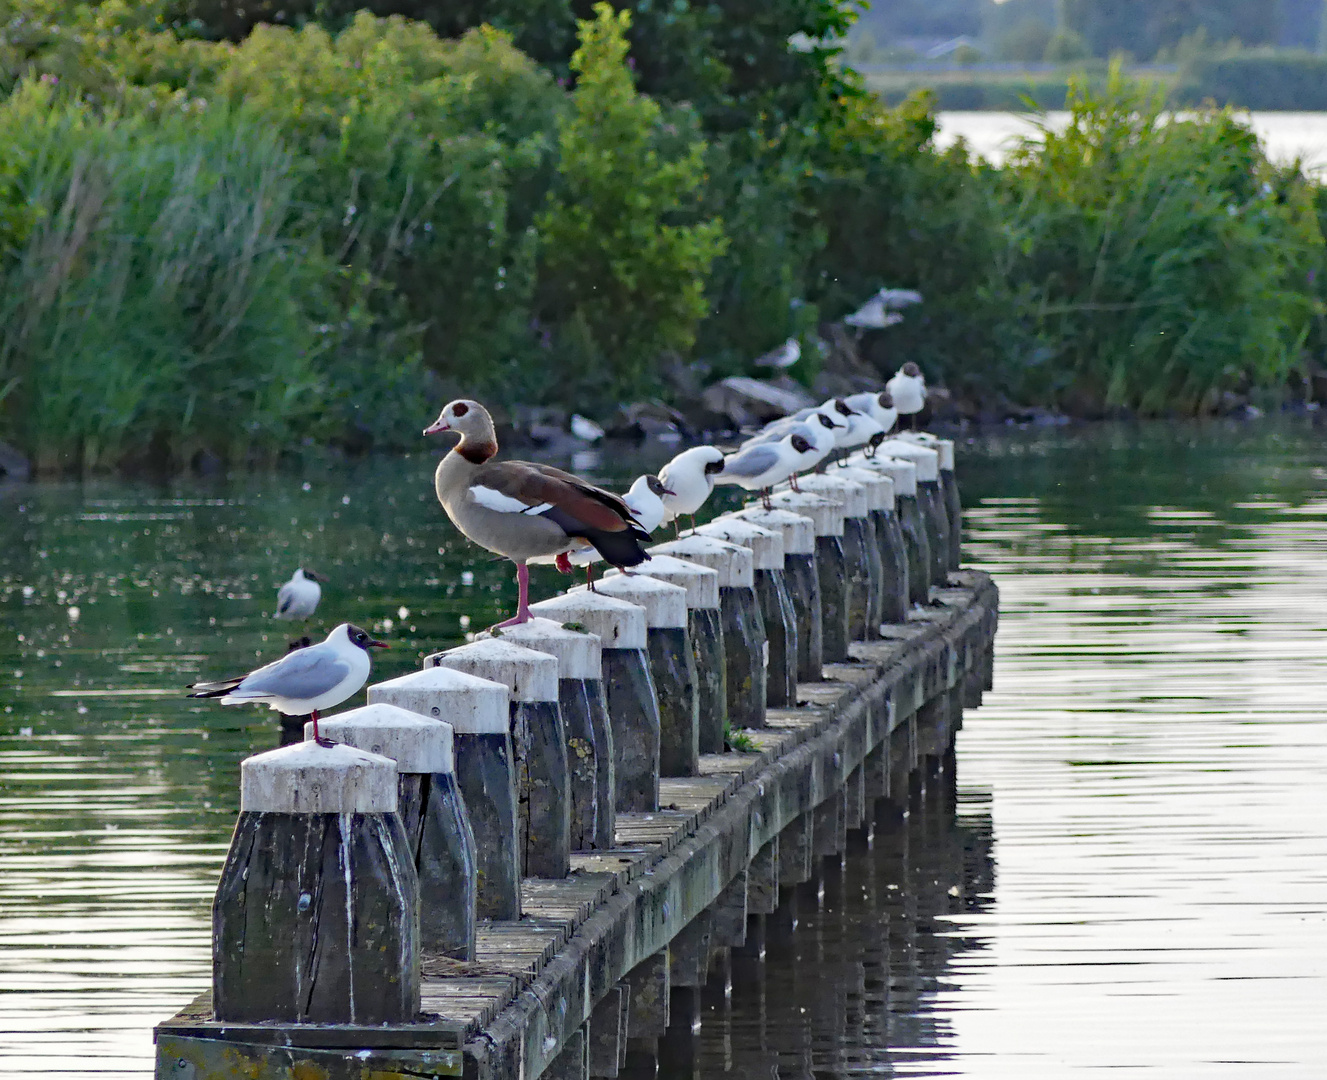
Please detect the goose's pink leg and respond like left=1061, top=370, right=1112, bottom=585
left=494, top=563, right=533, bottom=628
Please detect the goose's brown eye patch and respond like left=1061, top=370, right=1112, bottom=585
left=453, top=402, right=470, bottom=417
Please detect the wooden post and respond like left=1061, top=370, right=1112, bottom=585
left=902, top=433, right=962, bottom=569
left=577, top=574, right=697, bottom=778
left=212, top=742, right=420, bottom=1024
left=846, top=452, right=911, bottom=623
left=310, top=704, right=476, bottom=960
left=650, top=534, right=767, bottom=731
left=529, top=591, right=660, bottom=814
left=767, top=489, right=848, bottom=666
left=620, top=554, right=726, bottom=755
left=479, top=617, right=615, bottom=851
left=784, top=473, right=875, bottom=645
left=836, top=466, right=899, bottom=635
left=875, top=456, right=930, bottom=605
left=880, top=439, right=948, bottom=587
left=696, top=516, right=797, bottom=708
left=367, top=666, right=521, bottom=921
left=727, top=506, right=818, bottom=701
left=427, top=639, right=570, bottom=880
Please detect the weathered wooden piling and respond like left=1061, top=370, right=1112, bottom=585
left=695, top=516, right=797, bottom=708
left=767, top=489, right=847, bottom=667
left=873, top=456, right=930, bottom=605
left=212, top=741, right=420, bottom=1024
left=651, top=534, right=767, bottom=731
left=879, top=439, right=947, bottom=587
left=368, top=666, right=520, bottom=921
left=427, top=640, right=570, bottom=881
left=618, top=554, right=726, bottom=756
left=575, top=574, right=697, bottom=778
left=833, top=466, right=897, bottom=634
left=902, top=433, right=962, bottom=569
left=730, top=506, right=820, bottom=692
left=310, top=704, right=477, bottom=960
left=784, top=473, right=876, bottom=644
left=529, top=591, right=660, bottom=813
left=845, top=452, right=912, bottom=620
left=481, top=617, right=615, bottom=851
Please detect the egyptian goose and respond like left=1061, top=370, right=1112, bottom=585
left=658, top=446, right=726, bottom=535
left=424, top=399, right=651, bottom=626
left=714, top=432, right=815, bottom=509
left=274, top=567, right=324, bottom=621
left=886, top=362, right=927, bottom=430
left=188, top=623, right=387, bottom=745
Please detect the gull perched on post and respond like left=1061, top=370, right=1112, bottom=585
left=187, top=623, right=388, bottom=745
left=886, top=362, right=928, bottom=430
left=659, top=446, right=726, bottom=535
left=714, top=432, right=816, bottom=510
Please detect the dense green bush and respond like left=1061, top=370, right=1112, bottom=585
left=1001, top=69, right=1321, bottom=414
left=535, top=4, right=725, bottom=407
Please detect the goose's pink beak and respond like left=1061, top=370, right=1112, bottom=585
left=423, top=418, right=450, bottom=436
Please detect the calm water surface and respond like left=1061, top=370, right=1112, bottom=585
left=938, top=110, right=1327, bottom=170
left=2, top=422, right=1326, bottom=1077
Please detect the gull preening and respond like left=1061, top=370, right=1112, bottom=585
left=715, top=432, right=815, bottom=509
left=659, top=446, right=726, bottom=535
left=274, top=567, right=324, bottom=621
left=187, top=622, right=388, bottom=745
left=425, top=399, right=651, bottom=626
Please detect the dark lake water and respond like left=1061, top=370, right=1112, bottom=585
left=3, top=421, right=1326, bottom=1077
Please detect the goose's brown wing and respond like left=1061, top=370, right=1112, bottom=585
left=474, top=461, right=635, bottom=533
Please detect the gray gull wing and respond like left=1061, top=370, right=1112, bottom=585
left=231, top=643, right=351, bottom=700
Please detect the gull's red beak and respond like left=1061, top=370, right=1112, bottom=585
left=662, top=486, right=677, bottom=497
left=368, top=639, right=390, bottom=649
left=423, top=418, right=450, bottom=436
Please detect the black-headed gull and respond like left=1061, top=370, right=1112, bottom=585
left=659, top=446, right=726, bottom=535
left=715, top=432, right=814, bottom=509
left=188, top=622, right=388, bottom=745
left=274, top=567, right=325, bottom=621
left=886, top=362, right=927, bottom=429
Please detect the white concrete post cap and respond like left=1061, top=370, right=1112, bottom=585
left=850, top=453, right=917, bottom=497
left=240, top=741, right=398, bottom=814
left=877, top=439, right=940, bottom=482
left=694, top=518, right=784, bottom=570
left=785, top=473, right=868, bottom=519
left=649, top=534, right=754, bottom=589
left=834, top=466, right=894, bottom=512
left=764, top=490, right=844, bottom=536
left=529, top=591, right=647, bottom=651
left=478, top=617, right=603, bottom=681
left=727, top=507, right=816, bottom=556
left=614, top=555, right=720, bottom=610
left=430, top=637, right=559, bottom=703
left=368, top=666, right=510, bottom=735
left=308, top=703, right=454, bottom=774
left=899, top=432, right=955, bottom=470
left=572, top=575, right=687, bottom=629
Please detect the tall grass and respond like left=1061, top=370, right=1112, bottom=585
left=1002, top=68, right=1322, bottom=414
left=0, top=82, right=320, bottom=470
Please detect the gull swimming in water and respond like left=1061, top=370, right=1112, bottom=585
left=274, top=567, right=325, bottom=621
left=188, top=622, right=388, bottom=745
